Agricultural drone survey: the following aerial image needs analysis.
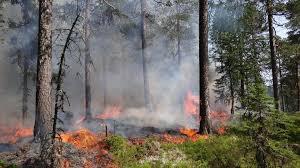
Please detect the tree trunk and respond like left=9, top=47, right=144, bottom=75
left=34, top=0, right=53, bottom=141
left=21, top=0, right=33, bottom=125
left=102, top=50, right=107, bottom=110
left=240, top=75, right=245, bottom=108
left=297, top=62, right=300, bottom=112
left=141, top=0, right=151, bottom=112
left=177, top=19, right=181, bottom=66
left=229, top=73, right=235, bottom=115
left=176, top=4, right=181, bottom=66
left=22, top=57, right=29, bottom=125
left=278, top=58, right=285, bottom=111
left=239, top=49, right=245, bottom=109
left=199, top=0, right=210, bottom=134
left=51, top=14, right=80, bottom=167
left=267, top=0, right=279, bottom=110
left=251, top=34, right=261, bottom=82
left=84, top=0, right=92, bottom=119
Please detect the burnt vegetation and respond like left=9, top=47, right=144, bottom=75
left=0, top=0, right=299, bottom=168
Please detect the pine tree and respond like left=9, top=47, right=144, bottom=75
left=199, top=0, right=210, bottom=134
left=34, top=0, right=53, bottom=141
left=84, top=0, right=92, bottom=120
left=140, top=0, right=152, bottom=112
left=266, top=0, right=279, bottom=110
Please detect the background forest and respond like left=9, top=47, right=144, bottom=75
left=0, top=0, right=299, bottom=168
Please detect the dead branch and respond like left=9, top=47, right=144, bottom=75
left=50, top=12, right=81, bottom=167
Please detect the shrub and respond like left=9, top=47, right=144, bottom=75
left=180, top=136, right=256, bottom=168
left=0, top=160, right=17, bottom=168
left=106, top=135, right=127, bottom=153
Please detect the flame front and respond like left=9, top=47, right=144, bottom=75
left=179, top=128, right=197, bottom=137
left=182, top=91, right=230, bottom=135
left=96, top=105, right=122, bottom=120
left=61, top=128, right=99, bottom=149
left=0, top=125, right=33, bottom=143
left=184, top=91, right=199, bottom=116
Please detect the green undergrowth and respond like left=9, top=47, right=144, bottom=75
left=105, top=113, right=300, bottom=168
left=0, top=160, right=17, bottom=168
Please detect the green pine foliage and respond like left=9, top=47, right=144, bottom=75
left=277, top=40, right=300, bottom=112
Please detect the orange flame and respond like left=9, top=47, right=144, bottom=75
left=217, top=127, right=226, bottom=135
left=184, top=91, right=199, bottom=116
left=61, top=159, right=70, bottom=168
left=179, top=128, right=197, bottom=137
left=163, top=133, right=185, bottom=144
left=96, top=105, right=122, bottom=120
left=61, top=129, right=99, bottom=149
left=183, top=90, right=230, bottom=135
left=83, top=159, right=93, bottom=168
left=163, top=132, right=208, bottom=144
left=75, top=116, right=86, bottom=125
left=0, top=125, right=33, bottom=144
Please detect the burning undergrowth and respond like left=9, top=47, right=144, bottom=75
left=0, top=124, right=33, bottom=144
left=0, top=91, right=230, bottom=167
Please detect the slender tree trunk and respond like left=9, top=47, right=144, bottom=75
left=102, top=51, right=107, bottom=109
left=229, top=73, right=235, bottom=115
left=199, top=0, right=210, bottom=134
left=21, top=0, right=33, bottom=125
left=121, top=42, right=126, bottom=107
left=50, top=14, right=79, bottom=167
left=176, top=4, right=181, bottom=66
left=251, top=34, right=263, bottom=84
left=240, top=74, right=245, bottom=108
left=141, top=0, right=151, bottom=112
left=239, top=49, right=245, bottom=109
left=177, top=19, right=181, bottom=65
left=22, top=57, right=29, bottom=125
left=52, top=13, right=79, bottom=141
left=267, top=0, right=279, bottom=110
left=34, top=0, right=53, bottom=141
left=278, top=58, right=285, bottom=111
left=297, top=62, right=300, bottom=112
left=84, top=0, right=92, bottom=119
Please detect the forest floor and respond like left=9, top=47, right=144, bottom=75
left=0, top=113, right=299, bottom=168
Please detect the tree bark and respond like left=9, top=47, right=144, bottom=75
left=102, top=50, right=107, bottom=109
left=141, top=0, right=151, bottom=112
left=199, top=0, right=210, bottom=134
left=240, top=74, right=245, bottom=108
left=278, top=58, right=285, bottom=111
left=229, top=73, right=235, bottom=115
left=21, top=0, right=34, bottom=125
left=34, top=0, right=53, bottom=140
left=239, top=48, right=245, bottom=109
left=176, top=4, right=181, bottom=66
left=51, top=14, right=80, bottom=167
left=22, top=57, right=29, bottom=125
left=52, top=13, right=79, bottom=141
left=84, top=0, right=92, bottom=119
left=267, top=0, right=279, bottom=110
left=177, top=19, right=181, bottom=66
left=297, top=62, right=300, bottom=112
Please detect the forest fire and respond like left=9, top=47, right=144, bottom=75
left=183, top=91, right=230, bottom=135
left=60, top=129, right=100, bottom=150
left=75, top=116, right=86, bottom=125
left=179, top=128, right=198, bottom=137
left=184, top=91, right=200, bottom=117
left=163, top=132, right=208, bottom=144
left=0, top=125, right=33, bottom=144
left=95, top=105, right=122, bottom=120
left=60, top=129, right=116, bottom=167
